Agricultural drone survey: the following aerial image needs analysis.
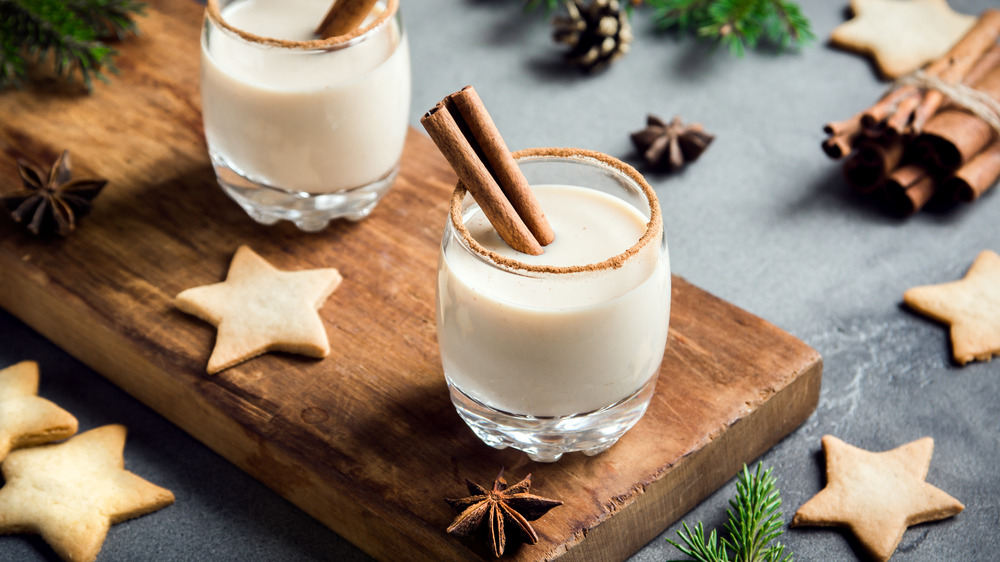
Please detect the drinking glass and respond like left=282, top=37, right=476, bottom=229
left=436, top=148, right=671, bottom=462
left=200, top=0, right=410, bottom=231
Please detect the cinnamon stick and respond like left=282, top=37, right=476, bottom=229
left=316, top=0, right=377, bottom=39
left=446, top=87, right=555, bottom=246
left=911, top=10, right=1000, bottom=132
left=918, top=109, right=991, bottom=170
left=822, top=114, right=864, bottom=159
left=962, top=44, right=1000, bottom=88
left=883, top=164, right=936, bottom=215
left=946, top=139, right=1000, bottom=201
left=421, top=90, right=551, bottom=256
left=824, top=114, right=863, bottom=137
left=842, top=137, right=905, bottom=192
left=917, top=62, right=1000, bottom=171
left=884, top=95, right=920, bottom=138
left=863, top=88, right=919, bottom=129
left=822, top=136, right=855, bottom=160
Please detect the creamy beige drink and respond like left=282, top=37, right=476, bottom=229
left=201, top=0, right=410, bottom=194
left=437, top=183, right=671, bottom=418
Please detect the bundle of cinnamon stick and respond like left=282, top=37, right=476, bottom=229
left=823, top=9, right=1000, bottom=215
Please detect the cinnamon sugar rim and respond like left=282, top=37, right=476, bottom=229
left=450, top=147, right=663, bottom=275
left=205, top=0, right=398, bottom=49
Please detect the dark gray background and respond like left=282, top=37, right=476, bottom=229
left=2, top=0, right=999, bottom=560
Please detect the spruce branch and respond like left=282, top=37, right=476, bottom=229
left=669, top=522, right=728, bottom=562
left=0, top=0, right=144, bottom=90
left=0, top=27, right=27, bottom=88
left=518, top=0, right=809, bottom=56
left=524, top=0, right=562, bottom=12
left=73, top=0, right=145, bottom=40
left=667, top=464, right=792, bottom=562
left=649, top=0, right=813, bottom=56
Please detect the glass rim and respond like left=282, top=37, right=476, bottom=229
left=205, top=0, right=398, bottom=51
left=449, top=147, right=663, bottom=275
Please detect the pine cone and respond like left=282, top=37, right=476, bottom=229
left=553, top=0, right=632, bottom=72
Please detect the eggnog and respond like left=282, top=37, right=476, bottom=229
left=201, top=0, right=410, bottom=194
left=437, top=183, right=671, bottom=418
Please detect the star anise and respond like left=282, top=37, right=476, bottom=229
left=446, top=468, right=562, bottom=557
left=630, top=114, right=715, bottom=172
left=1, top=150, right=107, bottom=236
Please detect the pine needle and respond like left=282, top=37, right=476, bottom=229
left=666, top=463, right=793, bottom=562
left=649, top=0, right=812, bottom=55
left=518, top=0, right=810, bottom=55
left=0, top=0, right=145, bottom=90
left=523, top=0, right=562, bottom=12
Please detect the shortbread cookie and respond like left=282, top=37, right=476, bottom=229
left=0, top=361, right=77, bottom=461
left=175, top=245, right=343, bottom=374
left=831, top=0, right=975, bottom=78
left=0, top=424, right=175, bottom=562
left=792, top=435, right=964, bottom=561
left=903, top=249, right=1000, bottom=365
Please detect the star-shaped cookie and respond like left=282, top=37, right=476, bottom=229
left=0, top=424, right=175, bottom=562
left=175, top=245, right=343, bottom=374
left=830, top=0, right=975, bottom=78
left=903, top=249, right=1000, bottom=365
left=0, top=361, right=77, bottom=462
left=792, top=435, right=964, bottom=561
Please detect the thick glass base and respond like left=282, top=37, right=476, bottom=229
left=210, top=152, right=397, bottom=232
left=447, top=376, right=657, bottom=462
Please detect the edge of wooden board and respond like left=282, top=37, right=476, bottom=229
left=554, top=353, right=822, bottom=561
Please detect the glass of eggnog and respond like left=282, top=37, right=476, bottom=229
left=200, top=0, right=410, bottom=231
left=437, top=148, right=671, bottom=462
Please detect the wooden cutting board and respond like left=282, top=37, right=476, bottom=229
left=0, top=2, right=822, bottom=560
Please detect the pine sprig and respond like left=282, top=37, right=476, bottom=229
left=670, top=522, right=729, bottom=562
left=518, top=0, right=809, bottom=56
left=650, top=0, right=712, bottom=32
left=73, top=0, right=145, bottom=40
left=0, top=0, right=144, bottom=90
left=649, top=0, right=813, bottom=56
left=667, top=464, right=792, bottom=562
left=524, top=0, right=563, bottom=11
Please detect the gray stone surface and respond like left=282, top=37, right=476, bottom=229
left=2, top=0, right=999, bottom=560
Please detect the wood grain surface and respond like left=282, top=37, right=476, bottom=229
left=0, top=2, right=822, bottom=560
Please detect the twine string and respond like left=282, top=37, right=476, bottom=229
left=894, top=70, right=1000, bottom=136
